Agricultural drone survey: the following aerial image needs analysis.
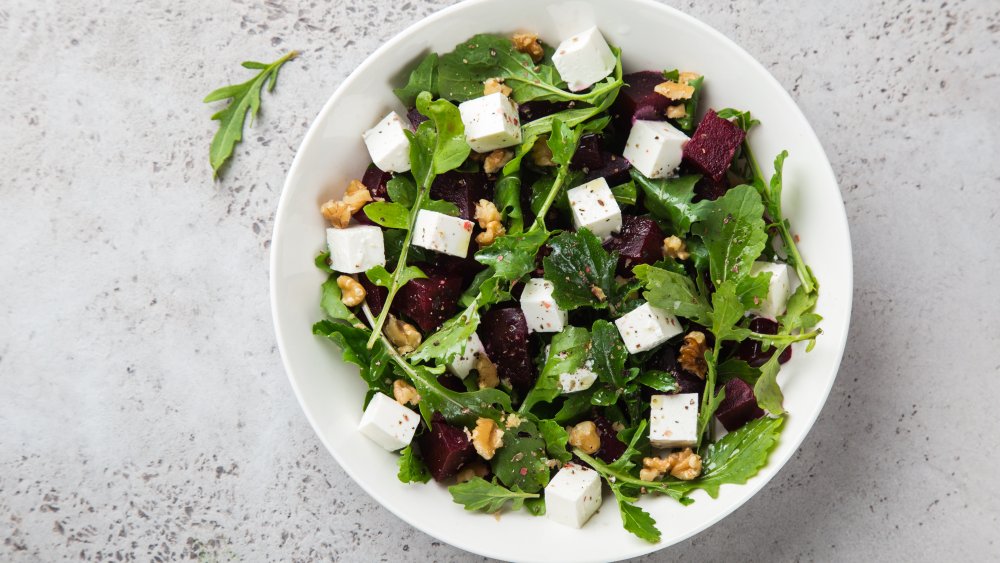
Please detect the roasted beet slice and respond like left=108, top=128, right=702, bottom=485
left=419, top=413, right=476, bottom=481
left=518, top=100, right=571, bottom=122
left=734, top=317, right=792, bottom=367
left=583, top=152, right=631, bottom=186
left=393, top=274, right=464, bottom=333
left=612, top=71, right=669, bottom=126
left=430, top=171, right=490, bottom=220
left=358, top=274, right=388, bottom=318
left=570, top=134, right=605, bottom=171
left=694, top=174, right=730, bottom=202
left=593, top=416, right=627, bottom=463
left=406, top=106, right=428, bottom=130
left=479, top=307, right=536, bottom=394
left=682, top=110, right=746, bottom=183
left=604, top=215, right=665, bottom=272
left=716, top=378, right=765, bottom=431
left=353, top=164, right=394, bottom=225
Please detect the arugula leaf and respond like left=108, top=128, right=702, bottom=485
left=491, top=419, right=551, bottom=493
left=553, top=389, right=596, bottom=424
left=494, top=170, right=524, bottom=235
left=524, top=497, right=546, bottom=516
left=692, top=185, right=767, bottom=286
left=590, top=320, right=630, bottom=389
left=415, top=91, right=472, bottom=174
left=671, top=74, right=704, bottom=133
left=537, top=419, right=572, bottom=463
left=542, top=229, right=618, bottom=310
left=611, top=180, right=638, bottom=206
left=673, top=416, right=785, bottom=498
left=631, top=171, right=703, bottom=235
left=521, top=326, right=591, bottom=412
left=753, top=350, right=788, bottom=415
left=408, top=362, right=512, bottom=426
left=474, top=228, right=549, bottom=281
left=780, top=273, right=822, bottom=336
left=312, top=320, right=392, bottom=397
left=383, top=229, right=432, bottom=267
left=320, top=275, right=362, bottom=325
left=315, top=251, right=333, bottom=273
left=716, top=108, right=760, bottom=132
left=448, top=477, right=539, bottom=512
left=636, top=370, right=679, bottom=393
left=362, top=202, right=410, bottom=229
left=365, top=264, right=425, bottom=289
left=736, top=271, right=772, bottom=310
left=204, top=50, right=297, bottom=177
left=409, top=277, right=507, bottom=365
left=386, top=175, right=417, bottom=206
left=397, top=444, right=431, bottom=484
left=612, top=487, right=660, bottom=543
left=708, top=280, right=750, bottom=343
left=547, top=118, right=578, bottom=166
left=633, top=264, right=712, bottom=325
left=718, top=358, right=760, bottom=385
left=394, top=53, right=438, bottom=107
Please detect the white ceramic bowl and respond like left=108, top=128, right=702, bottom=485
left=270, top=0, right=853, bottom=560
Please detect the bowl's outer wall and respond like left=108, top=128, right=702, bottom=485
left=270, top=1, right=853, bottom=561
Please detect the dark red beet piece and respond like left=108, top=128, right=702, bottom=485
left=418, top=413, right=475, bottom=481
left=418, top=247, right=486, bottom=285
left=694, top=174, right=730, bottom=202
left=682, top=110, right=746, bottom=183
left=406, top=107, right=428, bottom=130
left=612, top=71, right=670, bottom=126
left=715, top=378, right=765, bottom=431
left=583, top=152, right=631, bottom=186
left=430, top=171, right=490, bottom=220
left=479, top=307, right=536, bottom=394
left=570, top=134, right=605, bottom=171
left=593, top=416, right=627, bottom=463
left=358, top=274, right=388, bottom=318
left=649, top=346, right=706, bottom=397
left=437, top=374, right=466, bottom=393
left=393, top=274, right=464, bottom=332
left=604, top=215, right=665, bottom=272
left=518, top=100, right=571, bottom=122
left=734, top=317, right=793, bottom=367
left=353, top=164, right=394, bottom=225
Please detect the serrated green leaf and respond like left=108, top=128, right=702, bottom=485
left=631, top=172, right=703, bottom=234
left=753, top=350, right=787, bottom=415
left=542, top=229, right=618, bottom=310
left=636, top=370, right=679, bottom=393
left=312, top=320, right=392, bottom=397
left=633, top=264, right=712, bottom=325
left=448, top=477, right=539, bottom=512
left=491, top=419, right=551, bottom=493
left=693, top=184, right=767, bottom=286
left=320, top=275, right=361, bottom=325
left=394, top=53, right=439, bottom=107
left=537, top=419, right=572, bottom=463
left=397, top=445, right=431, bottom=484
left=521, top=326, right=591, bottom=412
left=414, top=91, right=471, bottom=175
left=474, top=228, right=549, bottom=282
left=589, top=319, right=629, bottom=388
left=612, top=488, right=661, bottom=543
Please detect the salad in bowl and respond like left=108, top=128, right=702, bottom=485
left=309, top=26, right=821, bottom=542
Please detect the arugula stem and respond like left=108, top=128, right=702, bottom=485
left=366, top=186, right=429, bottom=348
left=529, top=166, right=569, bottom=232
left=573, top=449, right=685, bottom=500
left=697, top=339, right=724, bottom=448
left=748, top=328, right=822, bottom=346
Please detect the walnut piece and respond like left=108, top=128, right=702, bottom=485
left=455, top=461, right=490, bottom=483
left=663, top=235, right=690, bottom=260
left=483, top=149, right=514, bottom=174
left=476, top=221, right=506, bottom=247
left=472, top=418, right=504, bottom=460
left=530, top=136, right=555, bottom=167
left=475, top=199, right=502, bottom=228
left=512, top=32, right=544, bottom=62
left=666, top=104, right=687, bottom=119
left=639, top=456, right=673, bottom=482
left=475, top=355, right=499, bottom=389
left=678, top=71, right=702, bottom=85
left=667, top=447, right=702, bottom=480
left=504, top=413, right=523, bottom=429
left=654, top=80, right=695, bottom=101
left=392, top=379, right=420, bottom=406
left=336, top=275, right=366, bottom=307
left=590, top=285, right=607, bottom=302
left=567, top=421, right=601, bottom=455
left=483, top=77, right=513, bottom=97
left=678, top=331, right=708, bottom=379
left=385, top=315, right=421, bottom=353
left=320, top=179, right=372, bottom=228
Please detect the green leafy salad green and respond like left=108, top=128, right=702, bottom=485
left=311, top=29, right=821, bottom=542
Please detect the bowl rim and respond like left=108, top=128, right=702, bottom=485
left=270, top=0, right=853, bottom=560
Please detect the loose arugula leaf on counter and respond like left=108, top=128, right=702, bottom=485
left=543, top=229, right=618, bottom=310
left=204, top=50, right=298, bottom=177
left=590, top=320, right=630, bottom=388
left=394, top=53, right=439, bottom=107
left=633, top=264, right=712, bottom=325
left=521, top=326, right=591, bottom=413
left=397, top=445, right=432, bottom=484
left=537, top=419, right=572, bottom=463
left=631, top=171, right=703, bottom=235
left=491, top=419, right=551, bottom=493
left=448, top=477, right=540, bottom=513
left=692, top=184, right=767, bottom=286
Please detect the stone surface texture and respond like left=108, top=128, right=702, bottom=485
left=1, top=0, right=998, bottom=561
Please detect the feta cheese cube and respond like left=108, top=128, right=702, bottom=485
left=458, top=93, right=522, bottom=152
left=357, top=392, right=420, bottom=451
left=326, top=225, right=386, bottom=274
left=362, top=111, right=411, bottom=173
left=567, top=177, right=622, bottom=241
left=551, top=27, right=617, bottom=92
left=614, top=302, right=682, bottom=353
left=749, top=261, right=792, bottom=320
left=623, top=120, right=689, bottom=179
left=544, top=462, right=602, bottom=528
left=559, top=365, right=597, bottom=394
left=649, top=393, right=699, bottom=448
left=520, top=278, right=568, bottom=333
left=411, top=210, right=474, bottom=258
left=447, top=333, right=486, bottom=379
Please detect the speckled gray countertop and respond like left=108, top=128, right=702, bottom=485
left=1, top=0, right=998, bottom=561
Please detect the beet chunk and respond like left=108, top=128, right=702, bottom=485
left=570, top=134, right=605, bottom=171
left=406, top=106, right=428, bottom=130
left=393, top=275, right=464, bottom=333
left=583, top=152, right=631, bottom=186
left=480, top=307, right=536, bottom=394
left=682, top=110, right=746, bottom=183
left=518, top=100, right=571, bottom=122
left=419, top=413, right=476, bottom=481
left=430, top=171, right=490, bottom=220
left=650, top=346, right=706, bottom=398
left=593, top=416, right=627, bottom=463
left=612, top=71, right=670, bottom=127
left=716, top=378, right=765, bottom=431
left=358, top=274, right=388, bottom=318
left=604, top=215, right=665, bottom=272
left=353, top=164, right=394, bottom=225
left=694, top=174, right=730, bottom=202
left=734, top=317, right=793, bottom=367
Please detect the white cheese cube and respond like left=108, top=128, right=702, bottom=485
left=623, top=120, right=689, bottom=179
left=520, top=278, right=568, bottom=333
left=749, top=261, right=792, bottom=320
left=357, top=392, right=420, bottom=451
left=447, top=333, right=486, bottom=379
left=615, top=302, right=682, bottom=354
left=544, top=462, right=602, bottom=528
left=559, top=365, right=597, bottom=394
left=458, top=93, right=522, bottom=153
left=326, top=225, right=386, bottom=274
left=567, top=177, right=622, bottom=241
left=362, top=111, right=411, bottom=173
left=411, top=210, right=474, bottom=258
left=551, top=27, right=617, bottom=92
left=649, top=393, right=699, bottom=448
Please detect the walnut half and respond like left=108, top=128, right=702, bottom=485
left=336, top=275, right=366, bottom=307
left=320, top=179, right=373, bottom=228
left=678, top=331, right=708, bottom=379
left=385, top=315, right=421, bottom=353
left=392, top=379, right=420, bottom=406
left=512, top=32, right=544, bottom=62
left=663, top=235, right=690, bottom=260
left=567, top=421, right=601, bottom=455
left=472, top=418, right=504, bottom=460
left=667, top=448, right=702, bottom=480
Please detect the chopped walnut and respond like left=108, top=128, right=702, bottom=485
left=639, top=456, right=673, bottom=482
left=336, top=275, right=366, bottom=307
left=678, top=331, right=708, bottom=379
left=392, top=379, right=420, bottom=406
left=476, top=220, right=506, bottom=247
left=483, top=149, right=514, bottom=174
left=385, top=315, right=421, bottom=353
left=667, top=448, right=702, bottom=480
left=475, top=355, right=499, bottom=389
left=654, top=80, right=695, bottom=101
left=567, top=421, right=601, bottom=455
left=320, top=179, right=373, bottom=228
left=590, top=285, right=607, bottom=302
left=455, top=461, right=490, bottom=483
left=504, top=413, right=523, bottom=429
left=666, top=104, right=687, bottom=119
left=512, top=32, right=544, bottom=62
left=678, top=71, right=702, bottom=85
left=483, top=77, right=513, bottom=97
left=530, top=136, right=555, bottom=167
left=663, top=235, right=690, bottom=260
left=472, top=418, right=504, bottom=460
left=475, top=199, right=502, bottom=228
